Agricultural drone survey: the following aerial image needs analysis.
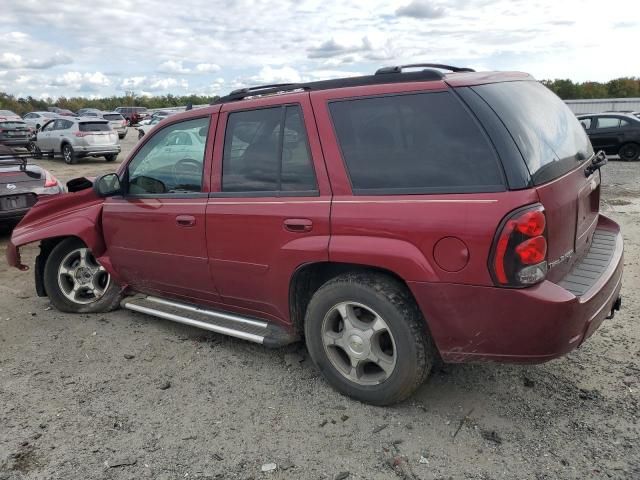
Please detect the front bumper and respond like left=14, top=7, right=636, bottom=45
left=409, top=214, right=624, bottom=363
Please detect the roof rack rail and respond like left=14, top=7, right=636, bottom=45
left=375, top=64, right=475, bottom=75
left=213, top=68, right=447, bottom=104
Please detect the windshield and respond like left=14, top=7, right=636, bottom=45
left=103, top=114, right=124, bottom=121
left=79, top=122, right=110, bottom=132
left=472, top=81, right=593, bottom=185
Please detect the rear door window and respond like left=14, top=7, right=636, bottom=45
left=222, top=105, right=317, bottom=193
left=329, top=92, right=504, bottom=194
left=471, top=81, right=593, bottom=185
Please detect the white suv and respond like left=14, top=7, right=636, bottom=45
left=33, top=118, right=121, bottom=164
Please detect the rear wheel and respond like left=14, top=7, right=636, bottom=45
left=43, top=238, right=122, bottom=313
left=104, top=154, right=117, bottom=162
left=28, top=142, right=41, bottom=158
left=137, top=130, right=144, bottom=140
left=304, top=272, right=435, bottom=405
left=619, top=143, right=640, bottom=161
left=62, top=143, right=76, bottom=164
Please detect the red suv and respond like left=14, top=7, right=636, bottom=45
left=7, top=65, right=623, bottom=405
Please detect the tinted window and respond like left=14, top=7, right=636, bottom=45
left=596, top=117, right=620, bottom=129
left=579, top=118, right=592, bottom=129
left=222, top=105, right=317, bottom=193
left=473, top=81, right=593, bottom=185
left=79, top=122, right=110, bottom=132
left=103, top=114, right=124, bottom=121
left=329, top=92, right=503, bottom=194
left=127, top=117, right=209, bottom=195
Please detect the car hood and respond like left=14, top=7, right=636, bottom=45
left=13, top=187, right=103, bottom=231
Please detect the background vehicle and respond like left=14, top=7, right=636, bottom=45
left=578, top=113, right=640, bottom=160
left=76, top=108, right=102, bottom=117
left=136, top=112, right=177, bottom=139
left=115, top=106, right=149, bottom=126
left=0, top=120, right=31, bottom=148
left=33, top=117, right=120, bottom=164
left=0, top=146, right=63, bottom=222
left=0, top=110, right=22, bottom=122
left=47, top=107, right=75, bottom=117
left=22, top=111, right=59, bottom=131
left=8, top=66, right=623, bottom=405
left=100, top=112, right=128, bottom=139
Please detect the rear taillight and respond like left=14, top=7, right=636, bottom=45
left=75, top=131, right=89, bottom=137
left=490, top=204, right=548, bottom=287
left=44, top=170, right=58, bottom=187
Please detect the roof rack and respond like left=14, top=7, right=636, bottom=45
left=213, top=67, right=450, bottom=104
left=375, top=64, right=475, bottom=75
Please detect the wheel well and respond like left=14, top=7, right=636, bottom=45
left=35, top=236, right=81, bottom=297
left=288, top=262, right=416, bottom=336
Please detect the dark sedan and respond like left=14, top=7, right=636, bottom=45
left=0, top=146, right=64, bottom=222
left=0, top=120, right=31, bottom=149
left=577, top=113, right=640, bottom=161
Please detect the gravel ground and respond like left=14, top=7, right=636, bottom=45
left=0, top=133, right=638, bottom=479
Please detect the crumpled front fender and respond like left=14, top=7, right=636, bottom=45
left=6, top=188, right=106, bottom=271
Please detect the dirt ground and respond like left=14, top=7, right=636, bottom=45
left=0, top=132, right=638, bottom=480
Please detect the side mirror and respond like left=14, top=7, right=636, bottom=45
left=93, top=173, right=122, bottom=197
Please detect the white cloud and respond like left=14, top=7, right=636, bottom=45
left=158, top=60, right=191, bottom=74
left=396, top=1, right=446, bottom=19
left=0, top=52, right=72, bottom=70
left=195, top=63, right=220, bottom=73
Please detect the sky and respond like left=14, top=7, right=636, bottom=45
left=0, top=0, right=639, bottom=99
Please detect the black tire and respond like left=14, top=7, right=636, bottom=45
left=62, top=143, right=76, bottom=164
left=304, top=272, right=435, bottom=405
left=138, top=130, right=144, bottom=140
left=619, top=143, right=640, bottom=161
left=104, top=154, right=117, bottom=162
left=28, top=142, right=42, bottom=158
left=43, top=238, right=122, bottom=314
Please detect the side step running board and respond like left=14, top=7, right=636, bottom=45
left=121, top=295, right=295, bottom=347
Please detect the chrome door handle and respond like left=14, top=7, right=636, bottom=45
left=176, top=215, right=196, bottom=227
left=284, top=218, right=313, bottom=233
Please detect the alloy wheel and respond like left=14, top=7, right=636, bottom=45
left=321, top=301, right=397, bottom=385
left=57, top=248, right=110, bottom=305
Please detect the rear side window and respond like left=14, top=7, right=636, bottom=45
left=329, top=92, right=504, bottom=194
left=79, top=122, right=110, bottom=132
left=222, top=105, right=317, bottom=193
left=472, top=81, right=593, bottom=185
left=596, top=117, right=620, bottom=129
left=103, top=114, right=124, bottom=121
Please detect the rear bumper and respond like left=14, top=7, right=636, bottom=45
left=409, top=214, right=624, bottom=363
left=75, top=145, right=121, bottom=156
left=0, top=138, right=30, bottom=147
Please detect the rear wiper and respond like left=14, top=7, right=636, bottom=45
left=584, top=150, right=607, bottom=177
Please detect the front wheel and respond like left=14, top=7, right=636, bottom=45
left=304, top=273, right=435, bottom=405
left=104, top=154, right=117, bottom=162
left=43, top=238, right=122, bottom=313
left=62, top=143, right=76, bottom=164
left=619, top=143, right=640, bottom=161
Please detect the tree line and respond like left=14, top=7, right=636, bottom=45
left=1, top=77, right=639, bottom=115
left=0, top=92, right=220, bottom=116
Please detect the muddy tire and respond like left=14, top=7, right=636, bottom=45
left=304, top=272, right=435, bottom=405
left=104, top=154, right=117, bottom=162
left=43, top=238, right=122, bottom=314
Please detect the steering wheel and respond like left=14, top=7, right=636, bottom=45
left=172, top=158, right=201, bottom=189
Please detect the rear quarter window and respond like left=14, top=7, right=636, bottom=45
left=471, top=81, right=593, bottom=185
left=329, top=91, right=505, bottom=194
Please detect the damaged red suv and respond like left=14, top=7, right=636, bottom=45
left=7, top=65, right=623, bottom=405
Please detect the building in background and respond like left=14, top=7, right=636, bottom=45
left=565, top=98, right=640, bottom=115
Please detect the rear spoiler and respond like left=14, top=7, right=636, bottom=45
left=0, top=151, right=35, bottom=170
